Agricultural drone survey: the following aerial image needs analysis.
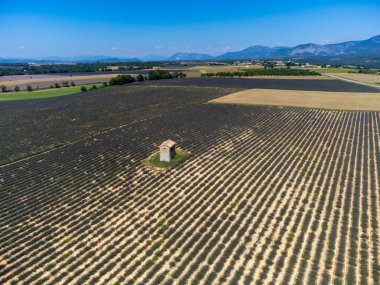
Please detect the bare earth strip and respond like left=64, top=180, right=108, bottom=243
left=210, top=88, right=380, bottom=111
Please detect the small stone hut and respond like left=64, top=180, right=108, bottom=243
left=160, top=140, right=176, bottom=162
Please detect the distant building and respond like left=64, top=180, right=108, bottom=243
left=160, top=140, right=176, bottom=162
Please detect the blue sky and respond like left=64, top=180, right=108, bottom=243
left=1, top=0, right=380, bottom=58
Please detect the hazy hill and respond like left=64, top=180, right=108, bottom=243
left=166, top=53, right=214, bottom=61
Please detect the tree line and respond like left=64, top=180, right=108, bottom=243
left=0, top=63, right=153, bottom=76
left=109, top=70, right=186, bottom=86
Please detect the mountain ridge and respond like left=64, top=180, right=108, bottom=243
left=169, top=35, right=380, bottom=62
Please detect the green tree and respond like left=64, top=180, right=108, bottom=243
left=148, top=70, right=173, bottom=80
left=109, top=75, right=136, bottom=86
left=175, top=72, right=187, bottom=78
left=263, top=62, right=275, bottom=69
left=136, top=74, right=145, bottom=82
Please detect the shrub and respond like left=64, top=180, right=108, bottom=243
left=102, top=82, right=108, bottom=87
left=62, top=81, right=69, bottom=87
left=109, top=75, right=136, bottom=86
left=54, top=83, right=61, bottom=88
left=136, top=74, right=145, bottom=82
left=71, top=81, right=75, bottom=86
left=14, top=86, right=20, bottom=92
left=80, top=86, right=87, bottom=92
left=174, top=72, right=186, bottom=78
left=90, top=85, right=97, bottom=90
left=1, top=85, right=7, bottom=92
left=27, top=85, right=33, bottom=92
left=148, top=70, right=173, bottom=80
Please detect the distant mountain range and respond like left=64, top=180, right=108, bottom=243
left=0, top=35, right=379, bottom=66
left=0, top=55, right=141, bottom=63
left=169, top=35, right=380, bottom=63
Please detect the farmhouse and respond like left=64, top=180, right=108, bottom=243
left=160, top=140, right=176, bottom=162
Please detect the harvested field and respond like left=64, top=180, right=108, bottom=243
left=0, top=74, right=65, bottom=81
left=330, top=73, right=380, bottom=85
left=210, top=88, right=380, bottom=111
left=0, top=74, right=121, bottom=90
left=1, top=78, right=379, bottom=284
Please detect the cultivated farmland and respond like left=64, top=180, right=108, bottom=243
left=0, top=74, right=120, bottom=90
left=211, top=88, right=380, bottom=111
left=0, top=78, right=379, bottom=284
left=0, top=70, right=198, bottom=91
left=329, top=73, right=380, bottom=85
left=0, top=84, right=104, bottom=102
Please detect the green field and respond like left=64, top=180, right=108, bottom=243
left=316, top=68, right=356, bottom=73
left=0, top=84, right=103, bottom=101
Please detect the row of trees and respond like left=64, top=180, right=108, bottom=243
left=1, top=85, right=29, bottom=92
left=201, top=68, right=321, bottom=77
left=109, top=71, right=186, bottom=86
left=0, top=63, right=153, bottom=76
left=0, top=81, right=77, bottom=93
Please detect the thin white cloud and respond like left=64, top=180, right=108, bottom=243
left=320, top=39, right=332, bottom=45
left=205, top=46, right=233, bottom=54
left=218, top=46, right=232, bottom=51
left=110, top=47, right=126, bottom=50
